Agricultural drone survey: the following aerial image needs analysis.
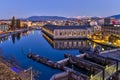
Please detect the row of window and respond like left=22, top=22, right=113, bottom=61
left=54, top=30, right=91, bottom=36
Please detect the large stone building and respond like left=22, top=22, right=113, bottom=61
left=42, top=25, right=92, bottom=39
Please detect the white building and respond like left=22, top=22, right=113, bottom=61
left=0, top=24, right=9, bottom=32
left=42, top=25, right=92, bottom=39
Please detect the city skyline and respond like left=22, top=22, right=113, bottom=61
left=0, top=0, right=120, bottom=19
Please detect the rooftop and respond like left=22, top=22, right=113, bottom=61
left=43, top=25, right=91, bottom=31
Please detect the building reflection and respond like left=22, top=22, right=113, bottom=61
left=43, top=32, right=112, bottom=50
left=0, top=36, right=9, bottom=43
left=11, top=31, right=30, bottom=44
left=43, top=33, right=88, bottom=50
left=0, top=31, right=31, bottom=44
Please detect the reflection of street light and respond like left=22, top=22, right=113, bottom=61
left=24, top=67, right=33, bottom=80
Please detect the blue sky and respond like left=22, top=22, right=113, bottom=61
left=0, top=0, right=120, bottom=19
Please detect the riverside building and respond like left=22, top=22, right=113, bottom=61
left=42, top=25, right=92, bottom=39
left=102, top=25, right=120, bottom=36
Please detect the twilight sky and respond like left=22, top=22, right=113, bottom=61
left=0, top=0, right=120, bottom=19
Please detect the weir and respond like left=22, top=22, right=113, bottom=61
left=27, top=53, right=90, bottom=80
left=27, top=48, right=120, bottom=80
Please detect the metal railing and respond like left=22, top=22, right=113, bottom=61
left=104, top=64, right=116, bottom=80
left=90, top=71, right=103, bottom=80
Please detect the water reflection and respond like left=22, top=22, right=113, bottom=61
left=0, top=36, right=9, bottom=43
left=16, top=33, right=21, bottom=40
left=0, top=31, right=31, bottom=44
left=43, top=32, right=113, bottom=51
left=0, top=30, right=118, bottom=80
left=12, top=34, right=16, bottom=44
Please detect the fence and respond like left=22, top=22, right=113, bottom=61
left=104, top=64, right=116, bottom=80
left=90, top=71, right=103, bottom=80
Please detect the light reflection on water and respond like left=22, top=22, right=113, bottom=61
left=0, top=30, right=116, bottom=80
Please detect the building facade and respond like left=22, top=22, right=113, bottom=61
left=102, top=25, right=120, bottom=46
left=104, top=18, right=116, bottom=25
left=102, top=25, right=120, bottom=36
left=42, top=25, right=92, bottom=39
left=0, top=24, right=9, bottom=32
left=20, top=21, right=32, bottom=27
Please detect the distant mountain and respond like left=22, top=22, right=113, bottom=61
left=24, top=16, right=75, bottom=21
left=109, top=14, right=120, bottom=19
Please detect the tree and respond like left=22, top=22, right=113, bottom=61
left=11, top=16, right=16, bottom=30
left=16, top=19, right=21, bottom=29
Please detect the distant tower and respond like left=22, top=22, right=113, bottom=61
left=11, top=16, right=16, bottom=30
left=16, top=19, right=21, bottom=29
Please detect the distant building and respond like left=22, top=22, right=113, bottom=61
left=90, top=21, right=98, bottom=26
left=21, top=21, right=32, bottom=27
left=0, top=20, right=11, bottom=25
left=117, top=19, right=120, bottom=24
left=0, top=24, right=9, bottom=32
left=98, top=18, right=104, bottom=25
left=102, top=25, right=120, bottom=45
left=32, top=21, right=47, bottom=27
left=93, top=25, right=101, bottom=34
left=42, top=25, right=92, bottom=39
left=90, top=21, right=101, bottom=34
left=102, top=25, right=120, bottom=36
left=104, top=18, right=116, bottom=25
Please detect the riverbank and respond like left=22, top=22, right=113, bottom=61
left=89, top=39, right=120, bottom=48
left=0, top=54, right=33, bottom=80
left=0, top=28, right=34, bottom=80
left=0, top=61, right=22, bottom=80
left=0, top=28, right=31, bottom=38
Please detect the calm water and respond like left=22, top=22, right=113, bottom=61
left=0, top=30, right=81, bottom=80
left=0, top=30, right=114, bottom=80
